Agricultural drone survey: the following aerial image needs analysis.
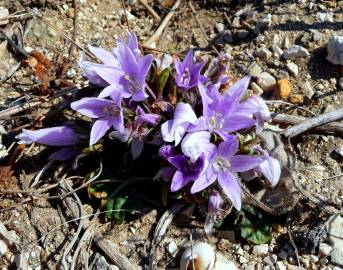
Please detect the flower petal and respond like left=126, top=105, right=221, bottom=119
left=174, top=102, right=198, bottom=124
left=223, top=115, right=257, bottom=133
left=218, top=170, right=242, bottom=210
left=217, top=136, right=238, bottom=159
left=170, top=170, right=191, bottom=192
left=231, top=155, right=264, bottom=172
left=181, top=131, right=215, bottom=161
left=190, top=168, right=217, bottom=193
left=71, top=98, right=114, bottom=118
left=98, top=85, right=120, bottom=99
left=131, top=138, right=144, bottom=160
left=255, top=156, right=281, bottom=187
left=225, top=75, right=251, bottom=101
left=90, top=118, right=112, bottom=145
left=49, top=147, right=79, bottom=161
left=16, top=126, right=78, bottom=146
left=88, top=45, right=116, bottom=66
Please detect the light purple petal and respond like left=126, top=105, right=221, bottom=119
left=190, top=168, right=217, bottom=193
left=198, top=83, right=214, bottom=119
left=16, top=126, right=78, bottom=146
left=182, top=50, right=193, bottom=70
left=255, top=156, right=281, bottom=187
left=187, top=116, right=209, bottom=132
left=231, top=155, right=264, bottom=172
left=159, top=145, right=177, bottom=160
left=170, top=171, right=191, bottom=192
left=90, top=118, right=112, bottom=145
left=88, top=45, right=116, bottom=66
left=225, top=76, right=251, bottom=101
left=138, top=113, right=160, bottom=126
left=208, top=189, right=224, bottom=215
left=161, top=120, right=175, bottom=142
left=174, top=102, right=197, bottom=123
left=217, top=136, right=238, bottom=159
left=174, top=122, right=191, bottom=145
left=78, top=57, right=109, bottom=86
left=109, top=128, right=131, bottom=142
left=138, top=54, right=153, bottom=79
left=71, top=98, right=115, bottom=119
left=223, top=115, right=257, bottom=133
left=218, top=170, right=242, bottom=210
left=181, top=131, right=215, bottom=161
left=131, top=138, right=144, bottom=159
left=98, top=85, right=120, bottom=99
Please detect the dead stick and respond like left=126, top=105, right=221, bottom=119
left=0, top=100, right=42, bottom=120
left=272, top=113, right=343, bottom=135
left=282, top=108, right=343, bottom=138
left=63, top=196, right=137, bottom=270
left=68, top=0, right=79, bottom=57
left=144, top=0, right=182, bottom=47
left=138, top=0, right=161, bottom=20
left=188, top=1, right=219, bottom=54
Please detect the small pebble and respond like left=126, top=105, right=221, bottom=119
left=275, top=79, right=292, bottom=99
left=167, top=241, right=178, bottom=257
left=327, top=36, right=343, bottom=65
left=283, top=45, right=310, bottom=59
left=272, top=45, right=283, bottom=58
left=0, top=7, right=9, bottom=25
left=275, top=261, right=287, bottom=270
left=319, top=243, right=333, bottom=257
left=257, top=72, right=276, bottom=92
left=263, top=254, right=277, bottom=266
left=256, top=47, right=273, bottom=60
left=286, top=62, right=299, bottom=76
left=252, top=244, right=269, bottom=255
left=246, top=62, right=262, bottom=77
left=339, top=78, right=343, bottom=90
left=215, top=23, right=225, bottom=32
left=66, top=69, right=76, bottom=78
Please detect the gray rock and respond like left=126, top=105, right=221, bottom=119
left=301, top=81, right=314, bottom=99
left=272, top=45, right=283, bottom=58
left=339, top=78, right=343, bottom=90
left=254, top=14, right=272, bottom=33
left=66, top=69, right=76, bottom=78
left=252, top=244, right=269, bottom=255
left=283, top=45, right=310, bottom=59
left=328, top=215, right=343, bottom=266
left=275, top=261, right=286, bottom=270
left=310, top=30, right=323, bottom=42
left=257, top=72, right=276, bottom=92
left=256, top=47, right=273, bottom=60
left=319, top=243, right=333, bottom=257
left=327, top=36, right=343, bottom=65
left=246, top=62, right=262, bottom=77
left=286, top=62, right=299, bottom=76
left=231, top=17, right=241, bottom=28
left=275, top=69, right=290, bottom=80
left=263, top=254, right=277, bottom=266
left=283, top=36, right=291, bottom=49
left=335, top=145, right=343, bottom=158
left=0, top=7, right=9, bottom=25
left=167, top=241, right=178, bottom=257
left=251, top=82, right=264, bottom=95
left=215, top=23, right=225, bottom=33
left=316, top=12, right=334, bottom=22
left=236, top=30, right=249, bottom=39
left=93, top=255, right=118, bottom=270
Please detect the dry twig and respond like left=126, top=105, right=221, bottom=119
left=68, top=0, right=79, bottom=57
left=144, top=0, right=182, bottom=47
left=272, top=113, right=343, bottom=135
left=138, top=0, right=161, bottom=20
left=282, top=108, right=343, bottom=138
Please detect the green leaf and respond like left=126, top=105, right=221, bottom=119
left=240, top=205, right=272, bottom=244
left=155, top=68, right=170, bottom=96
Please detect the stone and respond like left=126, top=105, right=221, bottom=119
left=276, top=79, right=292, bottom=99
left=214, top=253, right=239, bottom=270
left=239, top=256, right=249, bottom=264
left=94, top=255, right=118, bottom=270
left=310, top=30, right=323, bottom=42
left=275, top=261, right=286, bottom=270
left=283, top=45, right=310, bottom=59
left=275, top=69, right=290, bottom=80
left=316, top=12, right=334, bottom=22
left=256, top=47, right=273, bottom=60
left=328, top=215, right=343, bottom=266
left=301, top=81, right=314, bottom=99
left=167, top=241, right=178, bottom=257
left=66, top=69, right=76, bottom=78
left=327, top=36, right=343, bottom=65
left=263, top=254, right=277, bottom=266
left=300, top=256, right=310, bottom=268
left=215, top=23, right=225, bottom=32
left=257, top=72, right=276, bottom=92
left=251, top=82, right=264, bottom=95
left=286, top=62, right=299, bottom=76
left=246, top=62, right=262, bottom=77
left=118, top=9, right=136, bottom=21
left=237, top=30, right=249, bottom=39
left=252, top=244, right=269, bottom=255
left=231, top=17, right=241, bottom=28
left=283, top=36, right=291, bottom=49
left=309, top=254, right=319, bottom=263
left=272, top=45, right=283, bottom=58
left=254, top=14, right=272, bottom=33
left=290, top=94, right=303, bottom=104
left=335, top=145, right=343, bottom=158
left=0, top=7, right=9, bottom=25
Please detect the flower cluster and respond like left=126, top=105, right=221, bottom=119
left=16, top=32, right=281, bottom=215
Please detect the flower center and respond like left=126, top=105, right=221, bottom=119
left=213, top=156, right=230, bottom=173
left=124, top=74, right=142, bottom=93
left=180, top=68, right=191, bottom=85
left=103, top=105, right=120, bottom=117
left=208, top=112, right=224, bottom=130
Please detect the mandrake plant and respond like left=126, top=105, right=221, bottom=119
left=15, top=32, right=281, bottom=231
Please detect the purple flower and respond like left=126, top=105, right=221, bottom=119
left=97, top=36, right=153, bottom=101
left=168, top=153, right=208, bottom=192
left=136, top=106, right=160, bottom=126
left=159, top=145, right=178, bottom=160
left=71, top=94, right=124, bottom=146
left=191, top=135, right=264, bottom=210
left=181, top=131, right=215, bottom=162
left=16, top=126, right=79, bottom=161
left=155, top=54, right=173, bottom=72
left=175, top=50, right=204, bottom=91
left=16, top=126, right=78, bottom=146
left=251, top=145, right=280, bottom=187
left=208, top=189, right=224, bottom=215
left=161, top=102, right=198, bottom=145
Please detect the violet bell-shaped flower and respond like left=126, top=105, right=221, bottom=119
left=71, top=94, right=124, bottom=146
left=97, top=35, right=153, bottom=101
left=161, top=102, right=198, bottom=146
left=136, top=106, right=160, bottom=126
left=190, top=135, right=264, bottom=210
left=16, top=126, right=79, bottom=161
left=175, top=50, right=204, bottom=91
